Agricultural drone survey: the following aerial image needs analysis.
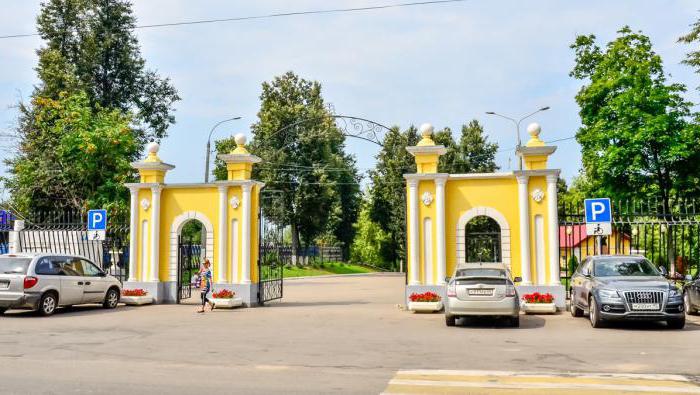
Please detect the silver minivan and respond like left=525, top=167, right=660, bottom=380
left=0, top=253, right=122, bottom=316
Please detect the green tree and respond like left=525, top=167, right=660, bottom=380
left=5, top=91, right=136, bottom=213
left=570, top=27, right=700, bottom=208
left=350, top=198, right=390, bottom=268
left=432, top=127, right=457, bottom=173
left=35, top=0, right=179, bottom=143
left=217, top=72, right=358, bottom=261
left=368, top=126, right=419, bottom=266
left=679, top=15, right=700, bottom=90
left=452, top=120, right=499, bottom=173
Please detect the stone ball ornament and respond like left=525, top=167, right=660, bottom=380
left=234, top=133, right=247, bottom=146
left=419, top=123, right=434, bottom=138
left=147, top=141, right=160, bottom=154
left=527, top=122, right=541, bottom=138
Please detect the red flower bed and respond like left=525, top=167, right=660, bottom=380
left=212, top=289, right=235, bottom=299
left=122, top=289, right=148, bottom=297
left=522, top=292, right=554, bottom=304
left=409, top=291, right=441, bottom=302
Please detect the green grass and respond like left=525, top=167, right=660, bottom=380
left=283, top=262, right=376, bottom=278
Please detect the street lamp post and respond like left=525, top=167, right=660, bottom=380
left=485, top=107, right=550, bottom=170
left=205, top=116, right=241, bottom=183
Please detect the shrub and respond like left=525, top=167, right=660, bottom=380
left=409, top=291, right=441, bottom=302
left=122, top=289, right=148, bottom=297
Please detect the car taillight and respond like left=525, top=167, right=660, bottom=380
left=506, top=284, right=516, bottom=297
left=447, top=281, right=456, bottom=297
left=24, top=276, right=38, bottom=289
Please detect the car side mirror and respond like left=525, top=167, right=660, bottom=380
left=658, top=266, right=668, bottom=277
left=98, top=271, right=107, bottom=277
left=513, top=276, right=522, bottom=283
left=686, top=274, right=693, bottom=282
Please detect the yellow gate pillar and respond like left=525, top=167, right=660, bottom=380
left=404, top=122, right=566, bottom=309
left=124, top=134, right=264, bottom=305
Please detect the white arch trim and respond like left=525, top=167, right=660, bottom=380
left=456, top=206, right=511, bottom=268
left=169, top=211, right=215, bottom=282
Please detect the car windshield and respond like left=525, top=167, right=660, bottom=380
left=455, top=268, right=506, bottom=278
left=593, top=258, right=659, bottom=277
left=0, top=257, right=32, bottom=274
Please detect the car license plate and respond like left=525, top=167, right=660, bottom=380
left=0, top=280, right=9, bottom=289
left=631, top=303, right=659, bottom=311
left=468, top=288, right=493, bottom=296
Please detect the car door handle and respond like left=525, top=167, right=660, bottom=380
left=84, top=282, right=91, bottom=285
left=77, top=281, right=84, bottom=285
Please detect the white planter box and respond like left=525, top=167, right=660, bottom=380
left=522, top=302, right=556, bottom=314
left=211, top=297, right=243, bottom=309
left=121, top=295, right=153, bottom=306
left=408, top=301, right=443, bottom=313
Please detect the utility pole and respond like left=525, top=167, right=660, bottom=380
left=485, top=107, right=550, bottom=170
left=205, top=116, right=241, bottom=182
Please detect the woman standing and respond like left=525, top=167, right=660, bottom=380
left=198, top=259, right=214, bottom=313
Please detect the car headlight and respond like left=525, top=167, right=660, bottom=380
left=669, top=288, right=681, bottom=298
left=598, top=289, right=620, bottom=299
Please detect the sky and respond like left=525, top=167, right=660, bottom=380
left=0, top=0, right=698, bottom=190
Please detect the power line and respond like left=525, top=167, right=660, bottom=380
left=0, top=0, right=468, bottom=40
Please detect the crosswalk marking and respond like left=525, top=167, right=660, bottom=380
left=381, top=369, right=700, bottom=394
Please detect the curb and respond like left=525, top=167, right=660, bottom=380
left=284, top=272, right=404, bottom=281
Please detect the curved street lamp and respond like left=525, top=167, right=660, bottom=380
left=486, top=106, right=550, bottom=170
left=205, top=116, right=241, bottom=182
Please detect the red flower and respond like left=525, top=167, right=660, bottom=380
left=522, top=292, right=554, bottom=304
left=409, top=291, right=441, bottom=302
left=212, top=289, right=235, bottom=299
left=122, top=289, right=148, bottom=297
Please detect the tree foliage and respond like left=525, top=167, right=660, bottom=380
left=452, top=120, right=499, bottom=173
left=215, top=72, right=360, bottom=257
left=570, top=27, right=700, bottom=207
left=5, top=92, right=137, bottom=212
left=350, top=197, right=390, bottom=268
left=679, top=15, right=700, bottom=91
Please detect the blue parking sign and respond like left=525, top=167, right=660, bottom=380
left=584, top=198, right=611, bottom=223
left=88, top=209, right=107, bottom=231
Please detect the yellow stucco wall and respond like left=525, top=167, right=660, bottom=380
left=418, top=180, right=437, bottom=284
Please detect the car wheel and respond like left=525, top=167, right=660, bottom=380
left=684, top=293, right=697, bottom=315
left=570, top=300, right=583, bottom=317
left=38, top=292, right=58, bottom=316
left=445, top=315, right=456, bottom=327
left=589, top=297, right=604, bottom=328
left=103, top=288, right=120, bottom=309
left=510, top=316, right=520, bottom=328
left=667, top=316, right=686, bottom=330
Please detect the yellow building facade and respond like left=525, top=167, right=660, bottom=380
left=124, top=134, right=262, bottom=305
left=405, top=123, right=566, bottom=308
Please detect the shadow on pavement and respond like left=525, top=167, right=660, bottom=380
left=262, top=300, right=370, bottom=308
left=594, top=318, right=700, bottom=331
left=1, top=304, right=133, bottom=318
left=456, top=315, right=546, bottom=329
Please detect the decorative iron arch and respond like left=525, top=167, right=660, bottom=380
left=269, top=114, right=393, bottom=147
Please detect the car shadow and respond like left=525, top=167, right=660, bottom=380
left=1, top=304, right=131, bottom=318
left=598, top=318, right=700, bottom=331
left=456, top=314, right=546, bottom=329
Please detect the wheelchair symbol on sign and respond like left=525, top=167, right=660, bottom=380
left=592, top=224, right=604, bottom=235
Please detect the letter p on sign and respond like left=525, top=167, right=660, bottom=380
left=584, top=198, right=611, bottom=223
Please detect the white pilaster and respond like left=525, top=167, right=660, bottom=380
left=546, top=174, right=560, bottom=285
left=435, top=177, right=447, bottom=285
left=128, top=186, right=139, bottom=282
left=408, top=179, right=420, bottom=285
left=516, top=175, right=532, bottom=285
left=149, top=185, right=163, bottom=282
left=217, top=185, right=228, bottom=283
left=241, top=183, right=252, bottom=284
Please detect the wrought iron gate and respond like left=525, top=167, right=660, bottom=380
left=257, top=193, right=286, bottom=305
left=177, top=236, right=203, bottom=303
left=559, top=198, right=700, bottom=289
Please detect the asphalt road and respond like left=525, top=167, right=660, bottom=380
left=1, top=273, right=699, bottom=394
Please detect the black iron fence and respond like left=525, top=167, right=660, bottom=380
left=559, top=199, right=700, bottom=288
left=16, top=210, right=131, bottom=282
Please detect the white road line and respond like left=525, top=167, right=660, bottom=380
left=387, top=379, right=700, bottom=393
left=398, top=369, right=693, bottom=382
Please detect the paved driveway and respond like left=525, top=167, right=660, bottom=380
left=1, top=273, right=699, bottom=394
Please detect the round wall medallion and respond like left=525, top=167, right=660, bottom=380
left=421, top=191, right=433, bottom=207
left=531, top=189, right=545, bottom=203
left=140, top=198, right=151, bottom=211
left=229, top=196, right=240, bottom=209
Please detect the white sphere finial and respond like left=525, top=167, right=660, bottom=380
left=527, top=122, right=541, bottom=138
left=419, top=123, right=434, bottom=138
left=234, top=133, right=247, bottom=146
left=147, top=142, right=160, bottom=154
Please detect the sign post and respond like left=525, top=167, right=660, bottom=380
left=87, top=209, right=107, bottom=241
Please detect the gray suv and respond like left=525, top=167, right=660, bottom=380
left=570, top=255, right=685, bottom=329
left=0, top=253, right=122, bottom=316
